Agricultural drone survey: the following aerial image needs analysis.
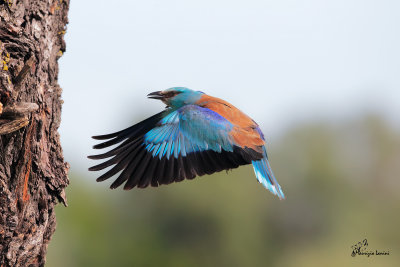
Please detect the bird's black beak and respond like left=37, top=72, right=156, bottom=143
left=147, top=91, right=164, bottom=100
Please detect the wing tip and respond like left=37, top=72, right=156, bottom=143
left=96, top=176, right=108, bottom=182
left=110, top=184, right=120, bottom=190
left=88, top=166, right=96, bottom=171
left=123, top=184, right=135, bottom=190
left=92, top=143, right=108, bottom=149
left=91, top=132, right=120, bottom=140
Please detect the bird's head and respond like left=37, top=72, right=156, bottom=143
left=147, top=87, right=204, bottom=108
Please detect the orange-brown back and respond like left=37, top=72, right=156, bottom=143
left=197, top=95, right=264, bottom=151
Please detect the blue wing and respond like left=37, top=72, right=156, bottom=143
left=144, top=105, right=235, bottom=158
left=89, top=105, right=263, bottom=189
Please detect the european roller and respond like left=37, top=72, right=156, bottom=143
left=89, top=87, right=285, bottom=199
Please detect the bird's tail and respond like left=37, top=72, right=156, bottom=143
left=252, top=147, right=285, bottom=199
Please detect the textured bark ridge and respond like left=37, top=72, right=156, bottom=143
left=0, top=1, right=69, bottom=266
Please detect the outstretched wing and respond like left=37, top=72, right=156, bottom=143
left=89, top=105, right=263, bottom=190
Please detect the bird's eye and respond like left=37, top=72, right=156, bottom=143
left=163, top=91, right=180, bottom=98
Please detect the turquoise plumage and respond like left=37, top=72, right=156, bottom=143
left=89, top=87, right=285, bottom=199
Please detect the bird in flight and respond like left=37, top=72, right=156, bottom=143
left=89, top=87, right=284, bottom=199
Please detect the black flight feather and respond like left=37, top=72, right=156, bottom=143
left=89, top=111, right=264, bottom=190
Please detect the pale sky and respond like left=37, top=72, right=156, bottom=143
left=58, top=0, right=400, bottom=173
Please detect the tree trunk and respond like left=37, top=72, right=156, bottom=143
left=0, top=1, right=69, bottom=266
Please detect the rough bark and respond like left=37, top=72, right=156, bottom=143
left=0, top=1, right=69, bottom=266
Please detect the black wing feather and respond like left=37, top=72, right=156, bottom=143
left=89, top=111, right=264, bottom=190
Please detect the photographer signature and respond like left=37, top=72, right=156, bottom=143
left=351, top=239, right=390, bottom=257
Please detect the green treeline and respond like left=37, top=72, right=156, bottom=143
left=47, top=115, right=400, bottom=267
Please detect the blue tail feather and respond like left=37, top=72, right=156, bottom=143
left=252, top=147, right=284, bottom=199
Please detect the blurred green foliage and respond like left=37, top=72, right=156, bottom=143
left=47, top=115, right=400, bottom=267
